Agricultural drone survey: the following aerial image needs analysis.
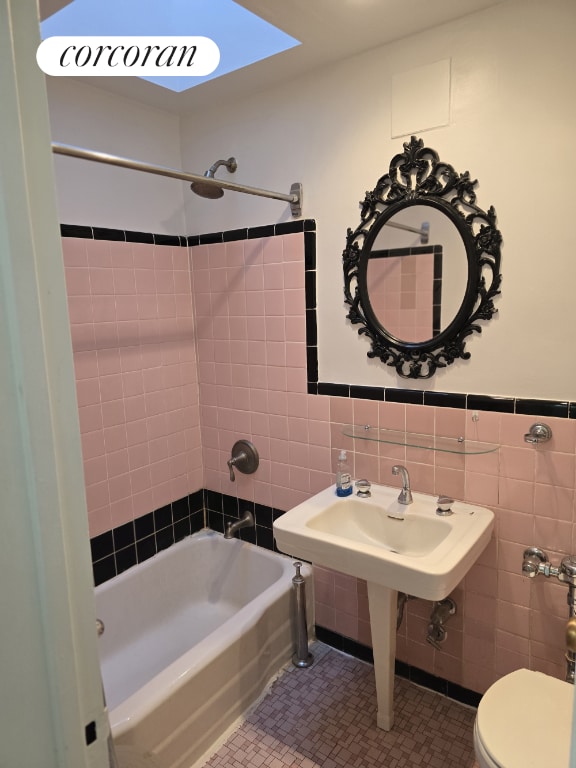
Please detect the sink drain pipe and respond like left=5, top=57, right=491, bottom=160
left=292, top=562, right=314, bottom=667
left=426, top=598, right=457, bottom=649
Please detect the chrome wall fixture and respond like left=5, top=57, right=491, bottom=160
left=227, top=439, right=259, bottom=482
left=190, top=156, right=237, bottom=199
left=523, top=423, right=553, bottom=444
left=426, top=598, right=456, bottom=649
left=51, top=143, right=303, bottom=217
left=522, top=547, right=576, bottom=682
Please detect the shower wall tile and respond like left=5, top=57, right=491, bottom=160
left=191, top=232, right=319, bottom=512
left=63, top=237, right=203, bottom=538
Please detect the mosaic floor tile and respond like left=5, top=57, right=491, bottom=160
left=202, top=643, right=479, bottom=767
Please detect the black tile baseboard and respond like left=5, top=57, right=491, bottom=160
left=91, top=489, right=287, bottom=586
left=203, top=491, right=285, bottom=552
left=91, top=489, right=204, bottom=586
left=315, top=626, right=481, bottom=708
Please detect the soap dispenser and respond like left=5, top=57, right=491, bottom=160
left=336, top=450, right=353, bottom=497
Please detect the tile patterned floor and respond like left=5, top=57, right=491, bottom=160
left=202, top=644, right=479, bottom=767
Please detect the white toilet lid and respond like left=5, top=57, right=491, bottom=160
left=476, top=669, right=573, bottom=767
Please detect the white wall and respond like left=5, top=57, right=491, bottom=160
left=2, top=1, right=108, bottom=764
left=179, top=0, right=576, bottom=402
left=47, top=78, right=186, bottom=234
left=44, top=0, right=576, bottom=401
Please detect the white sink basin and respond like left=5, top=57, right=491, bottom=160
left=274, top=483, right=494, bottom=601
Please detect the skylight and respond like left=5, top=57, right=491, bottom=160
left=41, top=0, right=301, bottom=93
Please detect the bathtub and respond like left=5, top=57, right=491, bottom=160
left=95, top=529, right=313, bottom=768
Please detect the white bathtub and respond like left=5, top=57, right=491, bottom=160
left=95, top=529, right=313, bottom=768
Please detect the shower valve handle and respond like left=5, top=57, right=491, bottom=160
left=227, top=440, right=259, bottom=482
left=227, top=451, right=246, bottom=482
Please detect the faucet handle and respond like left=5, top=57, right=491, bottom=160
left=436, top=496, right=454, bottom=516
left=227, top=439, right=259, bottom=482
left=355, top=479, right=371, bottom=498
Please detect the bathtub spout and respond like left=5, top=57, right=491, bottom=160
left=224, top=510, right=255, bottom=539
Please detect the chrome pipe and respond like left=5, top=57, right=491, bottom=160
left=522, top=550, right=576, bottom=683
left=51, top=143, right=303, bottom=215
left=292, top=562, right=313, bottom=668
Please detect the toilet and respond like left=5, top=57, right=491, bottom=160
left=474, top=668, right=573, bottom=767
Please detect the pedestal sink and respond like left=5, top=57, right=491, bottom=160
left=273, top=483, right=494, bottom=730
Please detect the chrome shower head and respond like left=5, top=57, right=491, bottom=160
left=190, top=156, right=237, bottom=199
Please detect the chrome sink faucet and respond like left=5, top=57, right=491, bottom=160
left=392, top=465, right=413, bottom=505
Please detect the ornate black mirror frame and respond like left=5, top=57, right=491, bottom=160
left=343, top=136, right=502, bottom=379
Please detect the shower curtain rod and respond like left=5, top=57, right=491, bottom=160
left=51, top=143, right=303, bottom=217
left=385, top=220, right=429, bottom=245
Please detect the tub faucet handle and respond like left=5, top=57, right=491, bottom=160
left=227, top=439, right=259, bottom=482
left=227, top=452, right=245, bottom=482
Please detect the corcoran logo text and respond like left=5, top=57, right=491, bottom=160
left=37, top=36, right=220, bottom=77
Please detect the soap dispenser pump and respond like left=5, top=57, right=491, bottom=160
left=336, top=450, right=353, bottom=497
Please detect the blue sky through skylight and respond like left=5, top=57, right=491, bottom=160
left=41, top=0, right=301, bottom=93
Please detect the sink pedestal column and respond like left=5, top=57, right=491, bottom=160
left=367, top=582, right=398, bottom=731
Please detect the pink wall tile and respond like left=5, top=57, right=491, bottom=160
left=86, top=239, right=111, bottom=267
left=465, top=471, right=499, bottom=506
left=499, top=446, right=536, bottom=482
left=62, top=237, right=88, bottom=267
left=535, top=450, right=575, bottom=488
left=65, top=228, right=576, bottom=698
left=65, top=238, right=202, bottom=539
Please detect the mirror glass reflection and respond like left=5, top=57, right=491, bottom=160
left=366, top=206, right=468, bottom=343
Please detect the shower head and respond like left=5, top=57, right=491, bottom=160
left=190, top=157, right=237, bottom=199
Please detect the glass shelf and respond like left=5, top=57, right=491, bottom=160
left=342, top=424, right=499, bottom=455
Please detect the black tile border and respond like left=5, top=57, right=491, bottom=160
left=423, top=391, right=466, bottom=409
left=91, top=489, right=204, bottom=586
left=315, top=626, right=481, bottom=708
left=317, top=384, right=576, bottom=419
left=61, top=220, right=576, bottom=419
left=61, top=223, right=187, bottom=247
left=91, top=489, right=288, bottom=586
left=203, top=490, right=285, bottom=552
left=350, top=385, right=384, bottom=401
left=515, top=398, right=570, bottom=418
left=315, top=626, right=375, bottom=664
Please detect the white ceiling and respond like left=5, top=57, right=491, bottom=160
left=39, top=0, right=506, bottom=115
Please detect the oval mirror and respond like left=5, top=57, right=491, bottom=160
left=343, top=136, right=502, bottom=378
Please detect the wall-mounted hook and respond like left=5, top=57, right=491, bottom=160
left=524, top=423, right=553, bottom=444
left=227, top=439, right=259, bottom=482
